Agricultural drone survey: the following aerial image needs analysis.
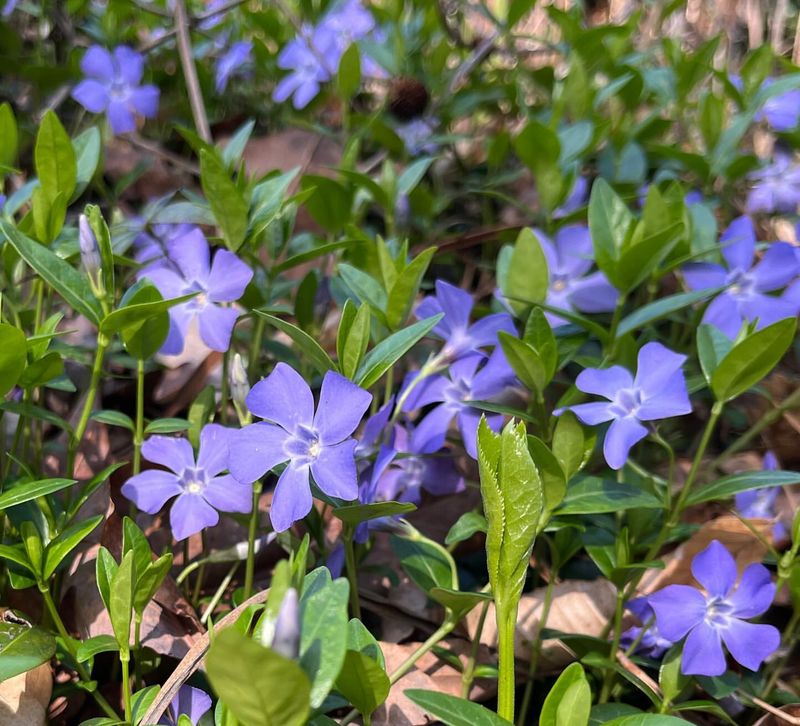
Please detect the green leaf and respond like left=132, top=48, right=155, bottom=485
left=0, top=220, right=102, bottom=324
left=390, top=534, right=455, bottom=593
left=552, top=412, right=590, bottom=481
left=95, top=546, right=118, bottom=614
left=659, top=645, right=689, bottom=705
left=0, top=102, right=18, bottom=168
left=35, top=111, right=77, bottom=208
left=507, top=0, right=534, bottom=27
left=334, top=501, right=416, bottom=525
left=206, top=627, right=311, bottom=726
left=91, top=410, right=135, bottom=431
left=687, top=470, right=800, bottom=506
left=134, top=554, right=172, bottom=614
left=478, top=419, right=543, bottom=608
left=616, top=288, right=720, bottom=338
left=397, top=158, right=434, bottom=197
left=338, top=302, right=371, bottom=379
left=0, top=323, right=27, bottom=396
left=0, top=621, right=56, bottom=681
left=697, top=323, right=733, bottom=385
left=0, top=477, right=76, bottom=511
left=0, top=544, right=34, bottom=572
left=335, top=649, right=389, bottom=716
left=299, top=576, right=350, bottom=707
left=43, top=515, right=103, bottom=579
left=338, top=264, right=388, bottom=317
left=200, top=149, right=249, bottom=251
left=558, top=477, right=662, bottom=514
left=73, top=127, right=101, bottom=199
left=116, top=280, right=170, bottom=360
left=109, top=551, right=135, bottom=653
left=347, top=618, right=384, bottom=667
left=144, top=418, right=192, bottom=434
left=386, top=247, right=436, bottom=329
left=100, top=292, right=195, bottom=337
left=355, top=314, right=443, bottom=388
left=255, top=311, right=336, bottom=376
left=300, top=175, right=353, bottom=233
left=429, top=588, right=492, bottom=620
left=18, top=350, right=63, bottom=389
left=539, top=662, right=591, bottom=726
left=711, top=318, right=797, bottom=402
left=221, top=119, right=256, bottom=168
left=76, top=634, right=119, bottom=663
left=502, top=228, right=549, bottom=315
left=523, top=308, right=557, bottom=382
left=588, top=178, right=635, bottom=291
left=528, top=436, right=567, bottom=521
left=337, top=43, right=362, bottom=98
left=499, top=332, right=549, bottom=394
left=602, top=716, right=693, bottom=726
left=445, top=511, right=487, bottom=546
left=404, top=689, right=511, bottom=726
left=514, top=121, right=564, bottom=213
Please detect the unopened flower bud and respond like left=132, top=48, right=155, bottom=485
left=230, top=353, right=251, bottom=425
left=79, top=214, right=103, bottom=295
left=271, top=587, right=300, bottom=660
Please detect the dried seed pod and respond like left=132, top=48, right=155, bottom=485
left=388, top=77, right=430, bottom=120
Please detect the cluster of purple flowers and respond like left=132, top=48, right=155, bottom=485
left=746, top=154, right=800, bottom=215
left=72, top=46, right=159, bottom=135
left=682, top=216, right=800, bottom=338
left=735, top=451, right=788, bottom=541
left=135, top=225, right=253, bottom=355
left=273, top=0, right=382, bottom=109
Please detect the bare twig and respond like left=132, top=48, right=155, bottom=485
left=128, top=134, right=201, bottom=176
left=748, top=696, right=800, bottom=725
left=173, top=0, right=212, bottom=142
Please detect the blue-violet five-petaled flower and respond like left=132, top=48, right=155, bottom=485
left=735, top=451, right=787, bottom=541
left=648, top=540, right=780, bottom=676
left=557, top=341, right=692, bottom=469
left=122, top=424, right=252, bottom=542
left=158, top=685, right=212, bottom=726
left=682, top=216, right=799, bottom=339
left=139, top=227, right=253, bottom=355
left=72, top=46, right=159, bottom=135
left=746, top=154, right=800, bottom=215
left=619, top=597, right=674, bottom=659
left=228, top=363, right=373, bottom=532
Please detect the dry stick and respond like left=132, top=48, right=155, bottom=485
left=793, top=9, right=800, bottom=66
left=771, top=0, right=789, bottom=52
left=140, top=588, right=270, bottom=724
left=174, top=0, right=212, bottom=143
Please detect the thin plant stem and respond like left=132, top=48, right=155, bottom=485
left=68, top=338, right=109, bottom=478
left=120, top=654, right=132, bottom=722
left=496, top=606, right=517, bottom=722
left=201, top=562, right=239, bottom=624
left=173, top=0, right=212, bottom=142
left=221, top=348, right=230, bottom=424
left=193, top=530, right=209, bottom=604
left=761, top=609, right=800, bottom=698
left=42, top=589, right=120, bottom=720
left=516, top=574, right=556, bottom=725
left=343, top=527, right=361, bottom=620
left=133, top=359, right=145, bottom=477
left=599, top=590, right=625, bottom=704
left=133, top=614, right=143, bottom=691
left=462, top=599, right=490, bottom=698
left=243, top=482, right=260, bottom=599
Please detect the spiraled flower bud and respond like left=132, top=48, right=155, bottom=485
left=230, top=353, right=251, bottom=425
left=271, top=588, right=300, bottom=660
left=79, top=214, right=103, bottom=295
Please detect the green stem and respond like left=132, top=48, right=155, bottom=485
left=133, top=614, right=142, bottom=691
left=389, top=355, right=446, bottom=426
left=243, top=482, right=260, bottom=599
left=41, top=589, right=120, bottom=720
left=497, top=607, right=518, bottom=722
left=463, top=599, right=490, bottom=698
left=761, top=608, right=800, bottom=698
left=68, top=337, right=108, bottom=478
left=516, top=575, right=556, bottom=726
left=343, top=526, right=361, bottom=620
left=599, top=589, right=625, bottom=704
left=133, top=359, right=145, bottom=477
left=390, top=619, right=457, bottom=685
left=120, top=653, right=132, bottom=722
left=220, top=348, right=230, bottom=425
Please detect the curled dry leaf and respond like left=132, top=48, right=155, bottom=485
left=752, top=702, right=800, bottom=725
left=466, top=579, right=617, bottom=673
left=0, top=662, right=51, bottom=726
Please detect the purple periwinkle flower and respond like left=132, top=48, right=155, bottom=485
left=756, top=79, right=800, bottom=132
left=139, top=227, right=252, bottom=354
left=648, top=540, right=780, bottom=676
left=536, top=225, right=618, bottom=326
left=320, top=0, right=375, bottom=56
left=229, top=363, right=372, bottom=532
left=72, top=46, right=159, bottom=135
left=354, top=443, right=400, bottom=543
left=122, top=425, right=252, bottom=542
left=746, top=154, right=800, bottom=215
left=215, top=40, right=253, bottom=93
left=402, top=348, right=516, bottom=459
left=619, top=597, right=674, bottom=659
left=682, top=216, right=799, bottom=339
left=158, top=685, right=212, bottom=726
left=2, top=0, right=17, bottom=17
left=273, top=25, right=337, bottom=109
left=416, top=280, right=515, bottom=362
left=558, top=342, right=692, bottom=469
left=396, top=118, right=439, bottom=157
left=735, top=451, right=788, bottom=541
left=554, top=175, right=588, bottom=217
left=133, top=222, right=197, bottom=273
left=78, top=214, right=101, bottom=288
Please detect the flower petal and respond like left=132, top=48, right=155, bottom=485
left=311, top=439, right=359, bottom=501
left=634, top=342, right=687, bottom=398
left=741, top=293, right=798, bottom=331
left=197, top=423, right=231, bottom=476
left=245, top=362, right=314, bottom=431
left=166, top=228, right=210, bottom=284
left=727, top=563, right=776, bottom=618
left=166, top=686, right=212, bottom=726
left=121, top=470, right=182, bottom=514
left=198, top=304, right=239, bottom=352
left=400, top=372, right=449, bottom=411
left=107, top=99, right=136, bottom=135
left=113, top=46, right=144, bottom=85
left=464, top=313, right=516, bottom=350
left=566, top=402, right=616, bottom=425
left=129, top=85, right=159, bottom=119
left=636, top=371, right=692, bottom=420
left=682, top=263, right=727, bottom=291
left=603, top=416, right=648, bottom=469
left=682, top=621, right=726, bottom=676
left=457, top=406, right=485, bottom=459
left=691, top=540, right=737, bottom=598
left=207, top=249, right=253, bottom=302
left=720, top=216, right=756, bottom=272
left=751, top=242, right=800, bottom=292
left=314, top=371, right=372, bottom=444
left=575, top=365, right=633, bottom=400
left=554, top=224, right=594, bottom=277
left=228, top=422, right=290, bottom=484
left=270, top=464, right=313, bottom=532
left=140, top=266, right=185, bottom=298
left=415, top=295, right=449, bottom=338
left=80, top=46, right=115, bottom=81
left=71, top=79, right=110, bottom=114
left=648, top=584, right=707, bottom=641
left=203, top=474, right=252, bottom=513
left=160, top=305, right=194, bottom=356
left=568, top=271, right=619, bottom=313
left=720, top=620, right=780, bottom=671
left=410, top=404, right=453, bottom=454
left=702, top=293, right=744, bottom=339
left=141, top=435, right=195, bottom=473
left=170, top=493, right=219, bottom=541
left=471, top=347, right=516, bottom=399
left=432, top=280, right=472, bottom=334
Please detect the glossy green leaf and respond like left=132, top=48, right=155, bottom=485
left=429, top=588, right=492, bottom=620
left=300, top=175, right=353, bottom=233
left=144, top=418, right=192, bottom=434
left=687, top=469, right=800, bottom=505
left=206, top=627, right=311, bottom=726
left=557, top=477, right=662, bottom=514
left=17, top=350, right=63, bottom=389
left=514, top=121, right=564, bottom=212
left=0, top=621, right=56, bottom=681
left=0, top=477, right=76, bottom=511
left=397, top=158, right=433, bottom=197
left=0, top=323, right=26, bottom=396
left=528, top=435, right=567, bottom=521
left=552, top=411, right=591, bottom=481
left=697, top=323, right=733, bottom=385
left=502, top=228, right=549, bottom=315
left=200, top=149, right=248, bottom=251
left=335, top=649, right=389, bottom=716
left=711, top=318, right=797, bottom=402
left=221, top=119, right=256, bottom=168
left=334, top=501, right=416, bottom=525
left=100, top=292, right=195, bottom=337
left=116, top=279, right=170, bottom=360
left=0, top=102, right=18, bottom=168
left=499, top=332, right=548, bottom=394
left=72, top=127, right=101, bottom=199
left=76, top=634, right=119, bottom=663
left=255, top=311, right=336, bottom=376
left=347, top=618, right=384, bottom=667
left=338, top=302, right=371, bottom=380
left=109, top=551, right=135, bottom=653
left=445, top=511, right=487, bottom=546
left=43, top=514, right=103, bottom=579
left=337, top=43, right=362, bottom=98
left=91, top=410, right=135, bottom=431
left=391, top=534, right=455, bottom=593
left=35, top=110, right=76, bottom=208
left=386, top=247, right=436, bottom=329
left=355, top=314, right=442, bottom=388
left=588, top=178, right=635, bottom=290
left=539, top=662, right=591, bottom=726
left=338, top=263, right=388, bottom=317
left=405, top=689, right=511, bottom=726
left=616, top=288, right=720, bottom=339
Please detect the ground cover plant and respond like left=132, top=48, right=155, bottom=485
left=3, top=0, right=800, bottom=724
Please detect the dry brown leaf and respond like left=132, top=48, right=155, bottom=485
left=466, top=579, right=617, bottom=673
left=0, top=663, right=51, bottom=726
left=753, top=701, right=800, bottom=725
left=639, top=515, right=772, bottom=595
